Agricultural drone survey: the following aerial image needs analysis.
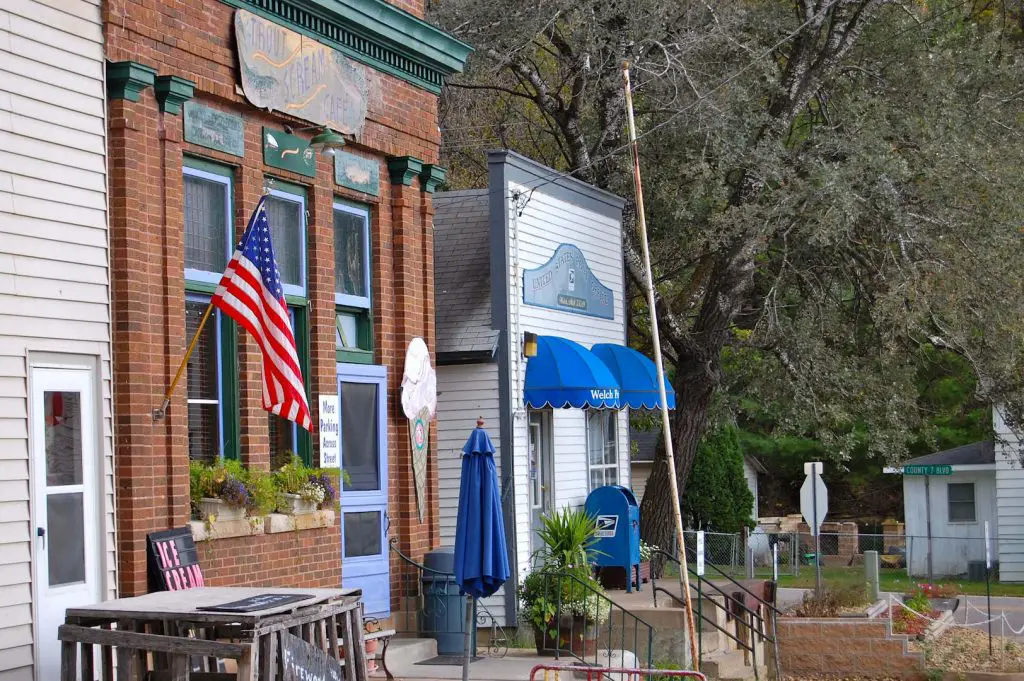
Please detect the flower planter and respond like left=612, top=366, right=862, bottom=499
left=534, top=615, right=598, bottom=658
left=639, top=561, right=651, bottom=584
left=198, top=497, right=245, bottom=521
left=277, top=493, right=317, bottom=515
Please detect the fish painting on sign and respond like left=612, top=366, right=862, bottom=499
left=235, top=9, right=371, bottom=136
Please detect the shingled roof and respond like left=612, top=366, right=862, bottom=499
left=903, top=441, right=995, bottom=467
left=433, top=190, right=499, bottom=362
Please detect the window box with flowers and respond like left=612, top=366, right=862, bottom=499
left=273, top=454, right=348, bottom=515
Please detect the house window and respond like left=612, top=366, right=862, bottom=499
left=587, top=411, right=618, bottom=490
left=334, top=201, right=373, bottom=363
left=948, top=482, right=976, bottom=522
left=264, top=181, right=310, bottom=467
left=183, top=161, right=238, bottom=461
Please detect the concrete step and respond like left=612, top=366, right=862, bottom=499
left=385, top=636, right=438, bottom=665
left=700, top=649, right=759, bottom=681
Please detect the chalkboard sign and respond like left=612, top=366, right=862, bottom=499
left=147, top=527, right=205, bottom=592
left=198, top=593, right=313, bottom=613
left=281, top=631, right=344, bottom=681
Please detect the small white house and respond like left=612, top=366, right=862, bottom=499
left=629, top=427, right=763, bottom=521
left=433, top=151, right=671, bottom=626
left=900, top=441, right=998, bottom=578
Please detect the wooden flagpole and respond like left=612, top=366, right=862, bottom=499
left=154, top=181, right=276, bottom=421
left=622, top=63, right=700, bottom=668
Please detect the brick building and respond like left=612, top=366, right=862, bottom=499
left=102, top=0, right=469, bottom=620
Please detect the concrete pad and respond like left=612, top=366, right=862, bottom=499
left=375, top=648, right=583, bottom=681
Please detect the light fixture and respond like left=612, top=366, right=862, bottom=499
left=523, top=331, right=538, bottom=358
left=283, top=124, right=346, bottom=156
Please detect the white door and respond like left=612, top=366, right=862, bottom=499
left=30, top=367, right=102, bottom=680
left=528, top=410, right=553, bottom=562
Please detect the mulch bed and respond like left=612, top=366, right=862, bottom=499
left=911, top=627, right=1024, bottom=673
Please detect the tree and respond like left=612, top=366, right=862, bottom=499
left=431, top=0, right=1024, bottom=551
left=683, top=425, right=755, bottom=533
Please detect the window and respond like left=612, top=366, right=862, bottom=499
left=183, top=162, right=237, bottom=462
left=948, top=482, right=976, bottom=522
left=264, top=181, right=310, bottom=467
left=334, top=202, right=373, bottom=364
left=587, top=411, right=618, bottom=490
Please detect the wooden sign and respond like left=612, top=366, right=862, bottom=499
left=183, top=101, right=245, bottom=157
left=280, top=631, right=343, bottom=681
left=264, top=127, right=316, bottom=177
left=523, top=243, right=615, bottom=320
left=334, top=151, right=380, bottom=196
left=147, top=527, right=205, bottom=592
left=235, top=9, right=368, bottom=136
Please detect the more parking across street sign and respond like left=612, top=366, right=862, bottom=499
left=903, top=464, right=953, bottom=476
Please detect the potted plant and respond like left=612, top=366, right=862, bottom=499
left=520, top=507, right=607, bottom=656
left=190, top=460, right=250, bottom=521
left=273, top=454, right=319, bottom=514
left=639, top=540, right=659, bottom=583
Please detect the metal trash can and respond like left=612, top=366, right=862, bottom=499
left=421, top=547, right=477, bottom=656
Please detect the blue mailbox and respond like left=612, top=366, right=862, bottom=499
left=584, top=485, right=641, bottom=592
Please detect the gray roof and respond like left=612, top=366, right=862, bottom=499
left=904, top=441, right=995, bottom=467
left=630, top=428, right=662, bottom=462
left=433, top=190, right=499, bottom=361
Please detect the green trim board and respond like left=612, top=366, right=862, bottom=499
left=184, top=103, right=246, bottom=157
left=263, top=128, right=317, bottom=177
left=218, top=0, right=471, bottom=94
left=419, top=164, right=446, bottom=193
left=387, top=156, right=423, bottom=186
left=154, top=75, right=196, bottom=115
left=334, top=151, right=380, bottom=196
left=107, top=61, right=157, bottom=102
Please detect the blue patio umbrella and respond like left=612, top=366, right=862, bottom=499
left=453, top=418, right=509, bottom=681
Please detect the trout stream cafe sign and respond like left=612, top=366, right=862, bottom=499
left=235, top=9, right=370, bottom=136
left=523, top=244, right=615, bottom=320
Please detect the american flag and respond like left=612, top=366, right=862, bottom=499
left=211, top=196, right=312, bottom=431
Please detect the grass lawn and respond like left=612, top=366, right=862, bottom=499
left=763, top=566, right=1024, bottom=597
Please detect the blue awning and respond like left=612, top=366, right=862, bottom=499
left=591, top=343, right=676, bottom=410
left=524, top=336, right=621, bottom=409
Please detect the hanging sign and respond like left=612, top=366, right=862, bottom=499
left=318, top=394, right=340, bottom=468
left=235, top=9, right=369, bottom=136
left=401, top=338, right=436, bottom=523
left=522, top=244, right=614, bottom=320
left=410, top=407, right=430, bottom=522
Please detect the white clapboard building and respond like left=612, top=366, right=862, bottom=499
left=433, top=151, right=672, bottom=625
left=0, top=1, right=115, bottom=678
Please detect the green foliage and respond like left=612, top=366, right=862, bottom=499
left=682, top=425, right=754, bottom=533
left=273, top=453, right=311, bottom=494
left=794, top=586, right=869, bottom=617
left=533, top=507, right=600, bottom=574
left=904, top=590, right=932, bottom=614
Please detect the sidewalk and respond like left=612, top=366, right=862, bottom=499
left=375, top=649, right=573, bottom=681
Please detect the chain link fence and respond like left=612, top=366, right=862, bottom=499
left=659, top=529, right=1022, bottom=587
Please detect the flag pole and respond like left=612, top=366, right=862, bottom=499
left=153, top=303, right=214, bottom=420
left=154, top=181, right=275, bottom=421
left=622, top=62, right=700, bottom=669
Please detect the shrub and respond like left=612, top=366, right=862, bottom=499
left=794, top=585, right=869, bottom=617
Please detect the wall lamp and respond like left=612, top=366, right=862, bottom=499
left=283, top=124, right=347, bottom=156
left=523, top=331, right=538, bottom=358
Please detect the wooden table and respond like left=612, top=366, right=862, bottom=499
left=58, top=586, right=368, bottom=681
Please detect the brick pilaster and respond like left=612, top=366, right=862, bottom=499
left=309, top=169, right=337, bottom=466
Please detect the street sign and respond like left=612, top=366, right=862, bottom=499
left=903, top=465, right=952, bottom=476
left=800, top=467, right=828, bottom=536
left=985, top=521, right=992, bottom=569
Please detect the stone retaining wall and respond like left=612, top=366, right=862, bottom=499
left=776, top=617, right=925, bottom=679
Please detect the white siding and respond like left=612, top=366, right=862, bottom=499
left=903, top=468, right=997, bottom=578
left=504, top=180, right=627, bottom=621
left=435, top=363, right=508, bottom=624
left=743, top=458, right=759, bottom=521
left=0, top=0, right=114, bottom=676
left=995, top=408, right=1024, bottom=581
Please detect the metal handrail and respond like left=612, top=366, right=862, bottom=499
left=529, top=571, right=655, bottom=670
left=652, top=583, right=757, bottom=660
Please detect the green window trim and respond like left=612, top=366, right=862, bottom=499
left=184, top=156, right=240, bottom=461
left=333, top=198, right=374, bottom=364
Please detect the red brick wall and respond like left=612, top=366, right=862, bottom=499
left=106, top=0, right=442, bottom=600
left=776, top=618, right=925, bottom=679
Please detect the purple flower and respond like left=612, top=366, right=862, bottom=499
left=310, top=472, right=337, bottom=507
left=220, top=476, right=250, bottom=509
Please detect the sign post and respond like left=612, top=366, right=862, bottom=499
left=800, top=462, right=828, bottom=595
left=986, top=520, right=993, bottom=656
